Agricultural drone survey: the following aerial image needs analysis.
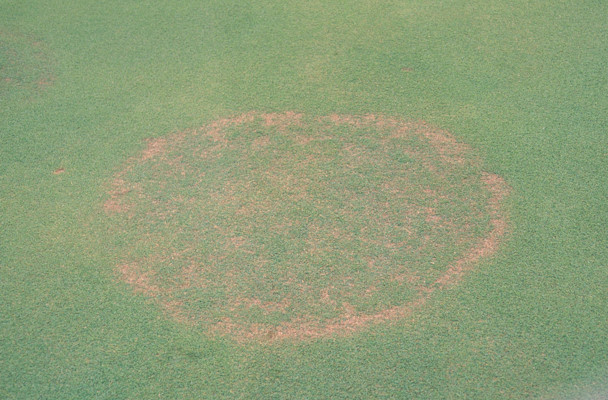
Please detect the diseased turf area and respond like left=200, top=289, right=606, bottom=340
left=106, top=112, right=508, bottom=341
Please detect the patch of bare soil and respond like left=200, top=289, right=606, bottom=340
left=105, top=112, right=510, bottom=343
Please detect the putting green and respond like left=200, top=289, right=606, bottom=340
left=105, top=112, right=509, bottom=341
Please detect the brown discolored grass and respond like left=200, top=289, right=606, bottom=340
left=105, top=112, right=510, bottom=343
left=262, top=111, right=303, bottom=128
left=141, top=137, right=167, bottom=161
left=119, top=262, right=160, bottom=297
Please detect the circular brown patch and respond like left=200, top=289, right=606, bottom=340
left=105, top=112, right=509, bottom=342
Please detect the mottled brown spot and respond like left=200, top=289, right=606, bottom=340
left=141, top=138, right=167, bottom=161
left=106, top=112, right=511, bottom=343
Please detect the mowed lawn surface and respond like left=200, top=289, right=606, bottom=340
left=1, top=0, right=606, bottom=398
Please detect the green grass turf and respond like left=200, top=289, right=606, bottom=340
left=1, top=0, right=606, bottom=398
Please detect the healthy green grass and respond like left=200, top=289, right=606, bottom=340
left=1, top=0, right=606, bottom=398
